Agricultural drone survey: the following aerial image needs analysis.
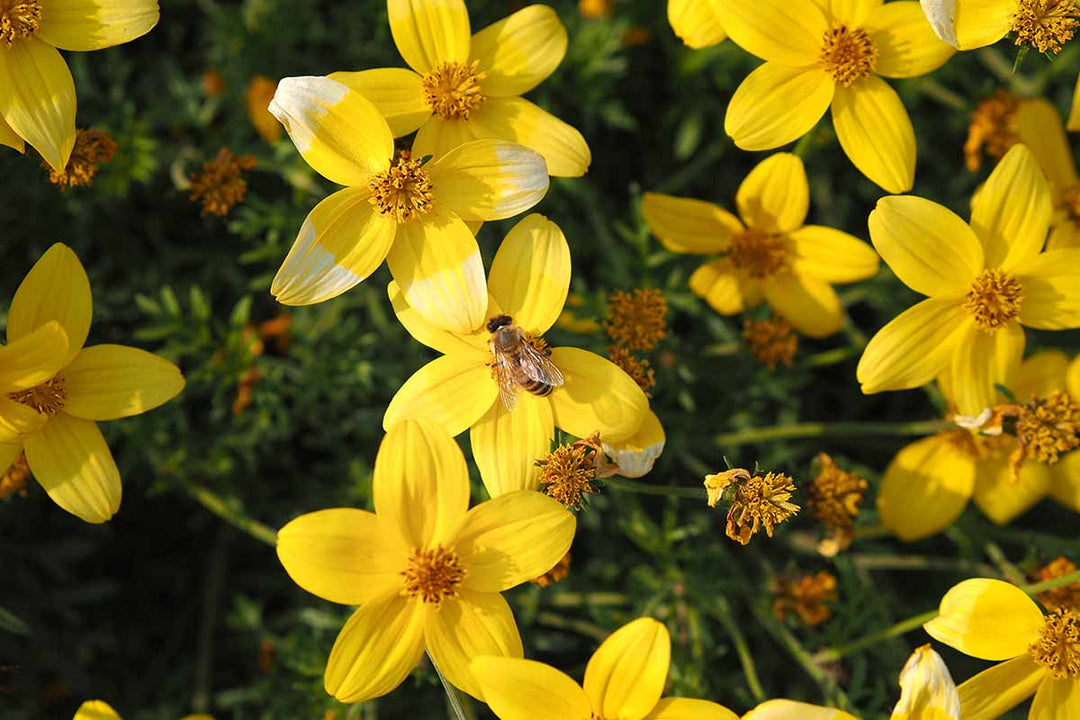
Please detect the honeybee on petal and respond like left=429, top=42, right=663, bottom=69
left=487, top=314, right=564, bottom=412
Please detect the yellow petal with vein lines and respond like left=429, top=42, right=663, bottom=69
left=549, top=347, right=648, bottom=444
left=712, top=0, right=828, bottom=63
left=1049, top=450, right=1080, bottom=512
left=972, top=452, right=1051, bottom=525
left=971, top=144, right=1052, bottom=271
left=62, top=345, right=184, bottom=421
left=488, top=214, right=570, bottom=335
left=388, top=280, right=488, bottom=356
left=878, top=434, right=975, bottom=541
left=470, top=389, right=554, bottom=497
left=667, top=0, right=726, bottom=48
left=947, top=320, right=1023, bottom=416
left=584, top=617, right=669, bottom=720
left=383, top=354, right=498, bottom=436
left=276, top=508, right=408, bottom=605
left=788, top=226, right=880, bottom=283
left=389, top=0, right=471, bottom=74
left=0, top=38, right=75, bottom=173
left=857, top=297, right=966, bottom=393
left=743, top=700, right=858, bottom=720
left=642, top=193, right=742, bottom=255
left=866, top=1, right=955, bottom=78
left=0, top=322, right=69, bottom=393
left=1013, top=249, right=1080, bottom=330
left=426, top=139, right=549, bottom=221
left=958, top=655, right=1044, bottom=720
left=736, top=153, right=809, bottom=233
left=268, top=76, right=393, bottom=186
left=74, top=701, right=121, bottom=720
left=725, top=63, right=834, bottom=151
left=1017, top=97, right=1077, bottom=189
left=472, top=657, right=593, bottom=720
left=328, top=68, right=430, bottom=137
left=0, top=113, right=25, bottom=153
left=1031, top=677, right=1080, bottom=720
left=470, top=5, right=567, bottom=97
left=952, top=0, right=1013, bottom=49
left=0, top=396, right=48, bottom=444
left=25, top=413, right=119, bottom=524
left=647, top=697, right=740, bottom=720
left=762, top=272, right=843, bottom=338
left=924, top=578, right=1044, bottom=660
left=412, top=112, right=479, bottom=161
left=832, top=76, right=916, bottom=193
left=689, top=259, right=751, bottom=314
left=466, top=97, right=590, bottom=177
left=37, top=0, right=159, bottom=51
left=9, top=244, right=91, bottom=367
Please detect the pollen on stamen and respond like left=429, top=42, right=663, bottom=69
left=400, top=545, right=466, bottom=606
left=1011, top=0, right=1079, bottom=54
left=963, top=269, right=1023, bottom=330
left=0, top=0, right=42, bottom=46
left=421, top=61, right=486, bottom=121
left=820, top=25, right=878, bottom=87
left=9, top=376, right=67, bottom=416
left=1014, top=391, right=1080, bottom=465
left=368, top=151, right=435, bottom=223
left=537, top=433, right=613, bottom=510
left=1029, top=608, right=1080, bottom=679
left=727, top=228, right=788, bottom=279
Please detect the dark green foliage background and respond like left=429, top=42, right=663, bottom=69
left=1, top=0, right=1078, bottom=717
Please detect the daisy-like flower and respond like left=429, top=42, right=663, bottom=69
left=276, top=418, right=575, bottom=702
left=743, top=700, right=857, bottom=719
left=73, top=700, right=211, bottom=720
left=0, top=0, right=158, bottom=173
left=1011, top=97, right=1080, bottom=250
left=383, top=214, right=649, bottom=497
left=890, top=644, right=961, bottom=720
left=715, top=0, right=955, bottom=192
left=925, top=578, right=1080, bottom=719
left=879, top=351, right=1080, bottom=541
left=667, top=0, right=727, bottom=48
left=858, top=143, right=1080, bottom=416
left=921, top=0, right=1078, bottom=52
left=643, top=153, right=880, bottom=338
left=327, top=0, right=590, bottom=177
left=0, top=244, right=185, bottom=524
left=267, top=75, right=549, bottom=333
left=472, top=617, right=739, bottom=720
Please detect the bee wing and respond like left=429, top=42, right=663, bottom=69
left=519, top=344, right=564, bottom=387
left=493, top=350, right=519, bottom=412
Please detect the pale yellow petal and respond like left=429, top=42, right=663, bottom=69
left=0, top=321, right=69, bottom=393
left=0, top=38, right=75, bottom=173
left=725, top=63, right=834, bottom=152
left=549, top=347, right=649, bottom=444
left=668, top=0, right=727, bottom=48
left=470, top=5, right=567, bottom=97
left=465, top=97, right=590, bottom=178
left=1013, top=249, right=1080, bottom=329
left=832, top=76, right=916, bottom=194
left=1016, top=98, right=1077, bottom=189
left=37, top=0, right=159, bottom=51
left=646, top=697, right=740, bottom=720
left=389, top=0, right=471, bottom=74
left=972, top=453, right=1052, bottom=525
left=0, top=396, right=46, bottom=444
left=788, top=225, right=880, bottom=283
left=1047, top=221, right=1080, bottom=251
left=1049, top=450, right=1080, bottom=512
left=642, top=193, right=742, bottom=255
left=327, top=68, right=430, bottom=137
left=488, top=214, right=570, bottom=335
left=878, top=434, right=975, bottom=541
left=924, top=578, right=1044, bottom=660
left=470, top=392, right=554, bottom=497
left=388, top=280, right=489, bottom=356
left=1013, top=349, right=1069, bottom=400
left=73, top=700, right=121, bottom=720
left=743, top=700, right=858, bottom=720
left=584, top=617, right=670, bottom=720
left=61, top=345, right=184, bottom=421
left=971, top=144, right=1053, bottom=271
left=947, top=320, right=1024, bottom=416
left=857, top=297, right=966, bottom=393
left=9, top=243, right=91, bottom=366
left=471, top=657, right=592, bottom=720
left=957, top=655, right=1045, bottom=720
left=762, top=272, right=844, bottom=338
left=426, top=139, right=549, bottom=221
left=736, top=152, right=809, bottom=233
left=1030, top=677, right=1080, bottom=720
left=711, top=0, right=828, bottom=63
left=866, top=1, right=955, bottom=78
left=383, top=354, right=498, bottom=436
left=689, top=259, right=753, bottom=314
left=25, top=413, right=120, bottom=524
left=952, top=0, right=1014, bottom=49
left=890, top=644, right=961, bottom=720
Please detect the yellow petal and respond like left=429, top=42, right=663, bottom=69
left=890, top=644, right=961, bottom=720
left=924, top=578, right=1044, bottom=660
left=866, top=2, right=955, bottom=78
left=736, top=153, right=809, bottom=233
left=1049, top=449, right=1080, bottom=512
left=725, top=63, right=834, bottom=151
left=743, top=700, right=858, bottom=720
left=0, top=396, right=46, bottom=443
left=832, top=76, right=916, bottom=193
left=789, top=225, right=880, bottom=283
left=37, top=0, right=159, bottom=51
left=689, top=259, right=753, bottom=314
left=470, top=392, right=554, bottom=497
left=603, top=409, right=665, bottom=479
left=971, top=144, right=1053, bottom=271
left=470, top=5, right=567, bottom=97
left=425, top=590, right=523, bottom=700
left=947, top=321, right=1024, bottom=415
left=268, top=76, right=393, bottom=186
left=327, top=68, right=430, bottom=137
left=972, top=452, right=1052, bottom=525
left=9, top=244, right=91, bottom=367
left=25, top=413, right=120, bottom=523
left=0, top=444, right=20, bottom=474
left=646, top=697, right=740, bottom=720
left=386, top=211, right=488, bottom=334
left=1070, top=73, right=1080, bottom=132
left=584, top=618, right=670, bottom=719
left=857, top=297, right=966, bottom=393
left=471, top=656, right=592, bottom=720
left=1017, top=98, right=1077, bottom=189
left=0, top=38, right=75, bottom=173
left=1071, top=355, right=1080, bottom=399
left=1013, top=349, right=1069, bottom=399
left=821, top=0, right=883, bottom=25
left=1013, top=249, right=1080, bottom=329
left=868, top=196, right=983, bottom=296
left=952, top=0, right=1013, bottom=49
left=452, top=489, right=575, bottom=591
left=324, top=592, right=427, bottom=703
left=383, top=353, right=498, bottom=436
left=711, top=0, right=828, bottom=63
left=389, top=0, right=471, bottom=74
left=667, top=0, right=727, bottom=48
left=878, top=434, right=975, bottom=541
left=0, top=110, right=26, bottom=153
left=488, top=214, right=570, bottom=334
left=642, top=193, right=743, bottom=255
left=73, top=700, right=121, bottom=720
left=1030, top=677, right=1080, bottom=720
left=0, top=321, right=69, bottom=393
left=61, top=344, right=184, bottom=421
left=412, top=112, right=480, bottom=161
left=957, top=655, right=1044, bottom=720
left=762, top=272, right=844, bottom=338
left=918, top=0, right=959, bottom=46
left=1048, top=221, right=1080, bottom=251
left=465, top=97, right=591, bottom=178
left=549, top=347, right=649, bottom=444
left=271, top=187, right=398, bottom=306
left=276, top=509, right=408, bottom=605
left=388, top=280, right=488, bottom=356
left=426, top=139, right=549, bottom=221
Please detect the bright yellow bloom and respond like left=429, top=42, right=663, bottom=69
left=1013, top=97, right=1080, bottom=250
left=0, top=0, right=158, bottom=173
left=602, top=409, right=666, bottom=478
left=667, top=0, right=727, bottom=48
left=0, top=244, right=185, bottom=523
left=939, top=0, right=1079, bottom=52
left=742, top=699, right=858, bottom=719
left=890, top=645, right=961, bottom=720
left=472, top=617, right=738, bottom=720
left=383, top=214, right=649, bottom=497
left=925, top=578, right=1080, bottom=720
left=858, top=143, right=1080, bottom=416
left=276, top=418, right=576, bottom=702
left=643, top=153, right=880, bottom=337
left=879, top=351, right=1080, bottom=541
left=268, top=75, right=549, bottom=333
left=73, top=699, right=212, bottom=720
left=327, top=0, right=590, bottom=177
left=716, top=0, right=954, bottom=192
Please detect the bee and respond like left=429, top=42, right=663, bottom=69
left=487, top=314, right=564, bottom=412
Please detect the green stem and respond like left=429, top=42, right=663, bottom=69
left=432, top=654, right=474, bottom=720
left=1025, top=569, right=1080, bottom=595
left=802, top=347, right=857, bottom=368
left=750, top=600, right=849, bottom=707
left=710, top=597, right=766, bottom=703
left=535, top=611, right=610, bottom=641
left=715, top=419, right=948, bottom=448
left=704, top=342, right=741, bottom=357
left=604, top=477, right=706, bottom=500
left=548, top=592, right=628, bottom=608
left=186, top=483, right=277, bottom=546
left=914, top=78, right=968, bottom=111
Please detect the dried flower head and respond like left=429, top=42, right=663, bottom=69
left=742, top=317, right=798, bottom=370
left=190, top=148, right=257, bottom=217
left=0, top=454, right=30, bottom=500
left=531, top=551, right=571, bottom=588
left=806, top=453, right=867, bottom=554
left=537, top=433, right=614, bottom=510
left=1033, top=557, right=1080, bottom=612
left=773, top=571, right=839, bottom=626
left=705, top=467, right=800, bottom=545
left=608, top=345, right=656, bottom=395
left=964, top=91, right=1020, bottom=172
left=606, top=288, right=668, bottom=351
left=45, top=128, right=117, bottom=192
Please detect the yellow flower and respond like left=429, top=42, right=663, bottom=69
left=472, top=617, right=739, bottom=720
left=643, top=153, right=880, bottom=338
left=0, top=0, right=158, bottom=173
left=0, top=244, right=185, bottom=523
left=858, top=143, right=1080, bottom=416
left=1013, top=97, right=1080, bottom=250
left=667, top=0, right=727, bottom=48
left=383, top=214, right=649, bottom=497
left=276, top=418, right=576, bottom=702
left=268, top=75, right=550, bottom=333
left=890, top=644, right=961, bottom=720
left=326, top=0, right=590, bottom=177
left=716, top=0, right=955, bottom=192
left=73, top=699, right=213, bottom=720
left=925, top=578, right=1080, bottom=719
left=942, top=0, right=1078, bottom=52
left=879, top=351, right=1080, bottom=541
left=602, top=408, right=666, bottom=478
left=743, top=699, right=858, bottom=719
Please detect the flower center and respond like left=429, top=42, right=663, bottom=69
left=605, top=288, right=668, bottom=351
left=820, top=25, right=878, bottom=87
left=1029, top=609, right=1080, bottom=679
left=48, top=128, right=118, bottom=192
left=727, top=228, right=787, bottom=279
left=9, top=376, right=66, bottom=416
left=1011, top=0, right=1079, bottom=54
left=963, top=269, right=1023, bottom=330
left=421, top=61, right=486, bottom=121
left=401, top=545, right=466, bottom=606
left=189, top=147, right=257, bottom=217
left=1016, top=391, right=1080, bottom=465
left=368, top=151, right=435, bottom=223
left=0, top=0, right=41, bottom=46
left=537, top=433, right=610, bottom=510
left=742, top=317, right=798, bottom=370
left=964, top=90, right=1021, bottom=173
left=1060, top=184, right=1080, bottom=226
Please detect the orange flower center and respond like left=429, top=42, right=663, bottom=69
left=1029, top=608, right=1080, bottom=679
left=820, top=25, right=878, bottom=87
left=421, top=61, right=486, bottom=121
left=963, top=269, right=1023, bottom=330
left=1011, top=0, right=1079, bottom=54
left=0, top=0, right=41, bottom=46
left=368, top=151, right=435, bottom=222
left=9, top=376, right=66, bottom=415
left=727, top=228, right=787, bottom=279
left=401, top=545, right=466, bottom=606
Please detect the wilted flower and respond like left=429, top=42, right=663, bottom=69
left=743, top=317, right=798, bottom=370
left=606, top=288, right=668, bottom=351
left=45, top=128, right=117, bottom=191
left=806, top=453, right=867, bottom=553
left=705, top=467, right=800, bottom=545
left=1033, top=557, right=1080, bottom=611
left=772, top=571, right=838, bottom=626
left=189, top=148, right=257, bottom=217
left=965, top=90, right=1020, bottom=172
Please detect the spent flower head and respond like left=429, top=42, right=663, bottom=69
left=772, top=571, right=838, bottom=626
left=743, top=317, right=798, bottom=370
left=45, top=128, right=117, bottom=192
left=605, top=288, right=668, bottom=351
left=1033, top=557, right=1080, bottom=611
left=705, top=467, right=800, bottom=545
left=537, top=433, right=613, bottom=510
left=965, top=90, right=1020, bottom=172
left=189, top=148, right=257, bottom=217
